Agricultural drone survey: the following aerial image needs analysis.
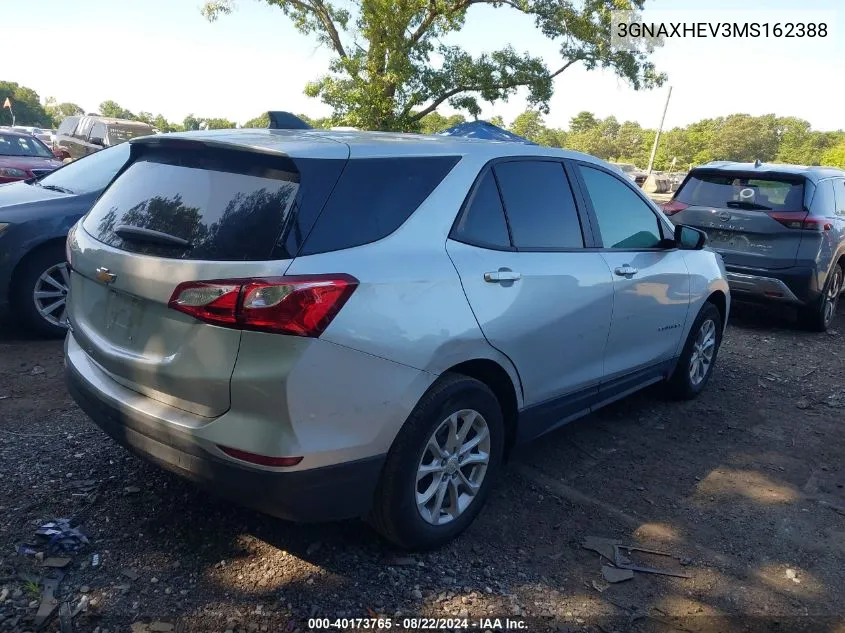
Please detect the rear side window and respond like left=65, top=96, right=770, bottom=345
left=493, top=160, right=584, bottom=249
left=677, top=172, right=805, bottom=212
left=57, top=117, right=78, bottom=136
left=83, top=151, right=318, bottom=261
left=301, top=156, right=459, bottom=255
left=451, top=170, right=511, bottom=249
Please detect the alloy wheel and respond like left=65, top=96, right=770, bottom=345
left=823, top=266, right=843, bottom=327
left=32, top=263, right=70, bottom=328
left=689, top=319, right=716, bottom=386
left=415, top=409, right=490, bottom=526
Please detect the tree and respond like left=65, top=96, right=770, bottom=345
left=153, top=114, right=183, bottom=133
left=201, top=0, right=665, bottom=131
left=203, top=117, right=236, bottom=129
left=183, top=114, right=202, bottom=131
left=418, top=112, right=465, bottom=134
left=99, top=100, right=135, bottom=119
left=0, top=81, right=52, bottom=127
left=509, top=110, right=561, bottom=146
left=569, top=111, right=599, bottom=134
left=489, top=116, right=505, bottom=128
left=243, top=112, right=271, bottom=128
left=44, top=98, right=84, bottom=128
left=822, top=141, right=845, bottom=169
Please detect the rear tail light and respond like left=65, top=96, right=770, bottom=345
left=767, top=211, right=832, bottom=232
left=168, top=274, right=358, bottom=337
left=661, top=200, right=688, bottom=216
left=217, top=444, right=303, bottom=467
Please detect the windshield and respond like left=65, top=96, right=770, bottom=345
left=37, top=143, right=130, bottom=195
left=676, top=172, right=806, bottom=212
left=108, top=126, right=153, bottom=144
left=0, top=134, right=53, bottom=158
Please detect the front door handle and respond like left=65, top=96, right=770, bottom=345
left=484, top=269, right=522, bottom=283
left=614, top=265, right=638, bottom=278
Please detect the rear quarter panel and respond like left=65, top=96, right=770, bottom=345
left=284, top=152, right=525, bottom=408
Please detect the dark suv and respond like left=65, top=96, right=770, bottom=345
left=55, top=115, right=154, bottom=160
left=663, top=162, right=845, bottom=331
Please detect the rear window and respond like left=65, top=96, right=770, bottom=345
left=82, top=150, right=343, bottom=261
left=300, top=156, right=459, bottom=255
left=677, top=172, right=806, bottom=212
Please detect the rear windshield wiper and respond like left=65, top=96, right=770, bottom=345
left=114, top=225, right=192, bottom=248
left=725, top=200, right=772, bottom=211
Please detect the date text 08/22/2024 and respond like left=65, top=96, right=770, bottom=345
left=307, top=618, right=528, bottom=630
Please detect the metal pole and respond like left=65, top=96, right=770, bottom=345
left=646, top=85, right=672, bottom=178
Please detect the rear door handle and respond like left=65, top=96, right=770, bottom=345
left=484, top=269, right=521, bottom=283
left=614, top=265, right=638, bottom=278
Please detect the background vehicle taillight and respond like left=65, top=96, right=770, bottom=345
left=661, top=200, right=688, bottom=216
left=767, top=211, right=832, bottom=232
left=168, top=274, right=358, bottom=337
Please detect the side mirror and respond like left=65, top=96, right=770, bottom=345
left=53, top=147, right=71, bottom=160
left=675, top=224, right=707, bottom=250
left=89, top=137, right=104, bottom=147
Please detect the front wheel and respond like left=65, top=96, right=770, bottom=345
left=799, top=264, right=843, bottom=332
left=369, top=373, right=504, bottom=550
left=666, top=302, right=723, bottom=400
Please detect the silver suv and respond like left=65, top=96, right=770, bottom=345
left=663, top=162, right=845, bottom=331
left=65, top=130, right=729, bottom=549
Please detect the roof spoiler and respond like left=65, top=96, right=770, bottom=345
left=267, top=112, right=312, bottom=130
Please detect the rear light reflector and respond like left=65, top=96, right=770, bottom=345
left=767, top=211, right=832, bottom=231
left=168, top=274, right=357, bottom=337
left=217, top=445, right=303, bottom=467
left=661, top=200, right=688, bottom=216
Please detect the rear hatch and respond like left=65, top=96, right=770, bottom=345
left=664, top=170, right=811, bottom=270
left=67, top=133, right=349, bottom=417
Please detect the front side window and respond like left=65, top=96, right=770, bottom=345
left=89, top=123, right=107, bottom=143
left=451, top=170, right=511, bottom=249
left=493, top=160, right=584, bottom=249
left=578, top=165, right=662, bottom=249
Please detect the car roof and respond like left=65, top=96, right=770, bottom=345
left=132, top=127, right=610, bottom=166
left=693, top=161, right=845, bottom=182
left=0, top=129, right=33, bottom=138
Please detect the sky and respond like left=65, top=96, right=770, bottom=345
left=1, top=0, right=842, bottom=131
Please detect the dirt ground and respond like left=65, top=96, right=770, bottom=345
left=1, top=302, right=844, bottom=633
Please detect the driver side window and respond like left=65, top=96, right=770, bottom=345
left=89, top=123, right=107, bottom=143
left=577, top=164, right=664, bottom=249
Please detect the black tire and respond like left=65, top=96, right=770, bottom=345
left=799, top=264, right=843, bottom=333
left=11, top=245, right=69, bottom=339
left=666, top=302, right=723, bottom=400
left=368, top=373, right=505, bottom=550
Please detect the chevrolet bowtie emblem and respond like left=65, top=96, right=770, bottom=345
left=95, top=267, right=117, bottom=284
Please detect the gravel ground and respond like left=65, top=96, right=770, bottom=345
left=1, top=302, right=844, bottom=633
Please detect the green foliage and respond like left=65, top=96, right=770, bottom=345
left=99, top=100, right=135, bottom=119
left=202, top=0, right=665, bottom=131
left=0, top=81, right=52, bottom=127
left=44, top=98, right=84, bottom=128
left=822, top=141, right=845, bottom=169
left=418, top=112, right=466, bottom=134
left=243, top=112, right=271, bottom=128
left=501, top=109, right=844, bottom=170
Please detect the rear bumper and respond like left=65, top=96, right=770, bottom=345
left=65, top=337, right=386, bottom=523
left=725, top=265, right=818, bottom=306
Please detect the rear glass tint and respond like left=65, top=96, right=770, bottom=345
left=677, top=172, right=805, bottom=212
left=300, top=156, right=460, bottom=255
left=82, top=150, right=344, bottom=261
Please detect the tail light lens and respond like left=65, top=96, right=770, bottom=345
left=661, top=200, right=688, bottom=216
left=168, top=274, right=358, bottom=337
left=767, top=211, right=832, bottom=232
